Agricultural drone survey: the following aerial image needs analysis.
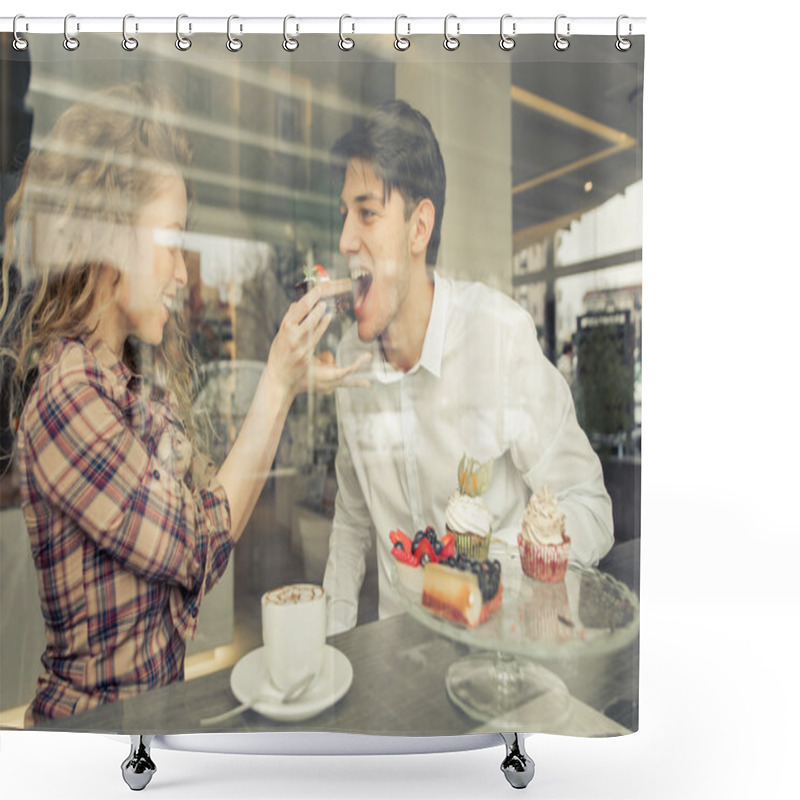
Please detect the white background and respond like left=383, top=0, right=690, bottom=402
left=3, top=1, right=799, bottom=798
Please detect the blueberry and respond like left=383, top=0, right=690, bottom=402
left=433, top=541, right=443, bottom=556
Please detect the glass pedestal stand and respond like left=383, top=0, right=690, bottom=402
left=391, top=541, right=639, bottom=733
left=445, top=650, right=571, bottom=728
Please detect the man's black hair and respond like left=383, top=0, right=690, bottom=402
left=332, top=100, right=446, bottom=266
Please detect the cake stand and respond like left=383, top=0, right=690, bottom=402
left=390, top=539, right=640, bottom=731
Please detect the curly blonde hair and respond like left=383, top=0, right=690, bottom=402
left=1, top=81, right=200, bottom=460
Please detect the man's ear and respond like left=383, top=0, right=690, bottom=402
left=409, top=198, right=435, bottom=258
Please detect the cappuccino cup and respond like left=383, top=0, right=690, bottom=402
left=261, top=583, right=326, bottom=692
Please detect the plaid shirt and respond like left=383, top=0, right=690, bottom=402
left=18, top=338, right=233, bottom=723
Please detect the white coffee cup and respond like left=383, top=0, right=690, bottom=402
left=261, top=583, right=326, bottom=692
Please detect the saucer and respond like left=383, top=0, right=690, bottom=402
left=229, top=644, right=353, bottom=722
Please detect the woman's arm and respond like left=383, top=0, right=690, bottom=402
left=215, top=280, right=369, bottom=542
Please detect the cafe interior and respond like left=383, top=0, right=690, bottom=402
left=0, top=32, right=642, bottom=730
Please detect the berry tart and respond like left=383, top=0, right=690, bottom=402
left=421, top=554, right=503, bottom=629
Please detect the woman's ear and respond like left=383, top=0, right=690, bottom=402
left=409, top=198, right=435, bottom=258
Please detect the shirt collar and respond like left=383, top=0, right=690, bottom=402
left=85, top=338, right=134, bottom=388
left=417, top=271, right=448, bottom=378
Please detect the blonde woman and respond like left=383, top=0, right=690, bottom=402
left=0, top=82, right=366, bottom=723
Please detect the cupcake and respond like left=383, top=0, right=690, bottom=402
left=517, top=486, right=571, bottom=582
left=445, top=454, right=493, bottom=560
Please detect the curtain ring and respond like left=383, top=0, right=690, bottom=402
left=227, top=15, right=243, bottom=52
left=63, top=13, right=80, bottom=51
left=553, top=14, right=570, bottom=51
left=615, top=15, right=632, bottom=52
left=499, top=14, right=515, bottom=51
left=394, top=15, right=410, bottom=51
left=339, top=15, right=355, bottom=51
left=122, top=14, right=138, bottom=51
left=283, top=15, right=299, bottom=52
left=443, top=14, right=460, bottom=51
left=175, top=14, right=192, bottom=51
left=12, top=15, right=29, bottom=51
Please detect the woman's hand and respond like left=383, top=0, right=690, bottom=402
left=265, top=279, right=370, bottom=401
left=301, top=350, right=372, bottom=394
left=266, top=283, right=332, bottom=401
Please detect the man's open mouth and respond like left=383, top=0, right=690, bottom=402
left=350, top=269, right=373, bottom=312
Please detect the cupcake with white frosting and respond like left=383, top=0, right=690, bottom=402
left=517, top=486, right=571, bottom=582
left=446, top=454, right=494, bottom=560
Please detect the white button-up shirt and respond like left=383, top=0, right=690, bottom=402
left=323, top=273, right=613, bottom=634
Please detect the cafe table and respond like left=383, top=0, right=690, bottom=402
left=33, top=546, right=638, bottom=789
left=33, top=608, right=637, bottom=737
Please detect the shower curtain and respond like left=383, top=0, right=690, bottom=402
left=1, top=19, right=643, bottom=742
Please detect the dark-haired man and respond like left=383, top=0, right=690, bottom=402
left=323, top=100, right=613, bottom=633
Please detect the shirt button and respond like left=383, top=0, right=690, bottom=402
left=153, top=469, right=161, bottom=480
left=191, top=608, right=198, bottom=618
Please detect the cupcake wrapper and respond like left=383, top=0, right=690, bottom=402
left=517, top=533, right=571, bottom=582
left=448, top=528, right=491, bottom=561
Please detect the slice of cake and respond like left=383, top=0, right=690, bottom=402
left=422, top=557, right=502, bottom=628
left=294, top=264, right=351, bottom=313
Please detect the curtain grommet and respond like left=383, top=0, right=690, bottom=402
left=394, top=15, right=410, bottom=51
left=12, top=15, right=29, bottom=51
left=444, top=14, right=460, bottom=51
left=175, top=14, right=192, bottom=51
left=554, top=14, right=570, bottom=51
left=338, top=14, right=355, bottom=51
left=226, top=15, right=243, bottom=52
left=615, top=15, right=632, bottom=51
left=283, top=15, right=299, bottom=52
left=122, top=14, right=139, bottom=51
left=63, top=13, right=80, bottom=51
left=499, top=14, right=516, bottom=51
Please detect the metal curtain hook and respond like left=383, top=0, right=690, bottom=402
left=12, top=15, right=29, bottom=51
left=443, top=14, right=460, bottom=51
left=554, top=14, right=570, bottom=51
left=122, top=14, right=138, bottom=51
left=283, top=15, right=299, bottom=51
left=394, top=15, right=410, bottom=51
left=616, top=15, right=632, bottom=51
left=176, top=14, right=192, bottom=51
left=227, top=15, right=243, bottom=51
left=500, top=14, right=515, bottom=51
left=339, top=14, right=354, bottom=51
left=63, top=13, right=79, bottom=51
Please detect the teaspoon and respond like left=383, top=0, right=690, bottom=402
left=200, top=672, right=315, bottom=726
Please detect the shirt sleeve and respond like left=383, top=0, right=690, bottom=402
left=24, top=362, right=234, bottom=618
left=506, top=313, right=614, bottom=566
left=323, top=391, right=375, bottom=635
